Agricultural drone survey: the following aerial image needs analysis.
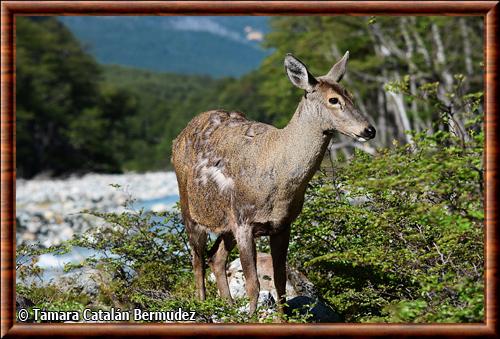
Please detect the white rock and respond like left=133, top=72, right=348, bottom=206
left=225, top=253, right=315, bottom=302
left=16, top=171, right=180, bottom=247
left=21, top=232, right=35, bottom=241
left=43, top=210, right=54, bottom=220
left=59, top=226, right=74, bottom=241
left=26, top=221, right=40, bottom=233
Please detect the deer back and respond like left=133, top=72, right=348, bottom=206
left=172, top=110, right=280, bottom=232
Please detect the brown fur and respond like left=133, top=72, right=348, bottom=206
left=171, top=53, right=375, bottom=315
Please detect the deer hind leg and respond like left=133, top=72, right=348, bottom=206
left=185, top=219, right=208, bottom=301
left=270, top=226, right=291, bottom=314
left=207, top=232, right=236, bottom=302
left=233, top=225, right=259, bottom=315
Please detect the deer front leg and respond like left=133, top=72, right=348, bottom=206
left=234, top=225, right=259, bottom=315
left=208, top=232, right=236, bottom=302
left=270, top=226, right=291, bottom=314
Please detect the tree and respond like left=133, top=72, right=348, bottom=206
left=16, top=17, right=138, bottom=177
left=255, top=16, right=483, bottom=156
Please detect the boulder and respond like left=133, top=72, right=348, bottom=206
left=57, top=268, right=111, bottom=297
left=16, top=294, right=34, bottom=310
left=285, top=296, right=341, bottom=323
left=224, top=252, right=315, bottom=303
left=214, top=253, right=340, bottom=322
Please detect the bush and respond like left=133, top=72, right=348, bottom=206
left=16, top=190, right=309, bottom=323
left=17, top=129, right=484, bottom=323
left=288, top=129, right=484, bottom=322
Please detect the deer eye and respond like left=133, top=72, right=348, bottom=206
left=329, top=98, right=339, bottom=105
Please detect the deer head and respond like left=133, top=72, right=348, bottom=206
left=284, top=51, right=376, bottom=142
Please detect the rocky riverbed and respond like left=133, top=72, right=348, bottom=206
left=16, top=172, right=338, bottom=322
left=16, top=172, right=180, bottom=248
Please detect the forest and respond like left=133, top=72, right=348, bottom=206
left=16, top=16, right=483, bottom=178
left=16, top=16, right=484, bottom=322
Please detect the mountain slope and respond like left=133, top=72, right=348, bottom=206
left=58, top=16, right=270, bottom=77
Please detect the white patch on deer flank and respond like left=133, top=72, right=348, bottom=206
left=229, top=112, right=239, bottom=118
left=196, top=158, right=209, bottom=170
left=211, top=116, right=221, bottom=125
left=200, top=165, right=234, bottom=192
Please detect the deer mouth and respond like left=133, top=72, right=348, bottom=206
left=355, top=135, right=368, bottom=142
left=326, top=130, right=372, bottom=142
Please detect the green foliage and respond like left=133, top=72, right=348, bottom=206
left=17, top=284, right=89, bottom=323
left=16, top=17, right=139, bottom=177
left=100, top=66, right=267, bottom=171
left=256, top=16, right=483, bottom=132
left=16, top=17, right=268, bottom=176
left=16, top=188, right=309, bottom=323
left=385, top=74, right=484, bottom=135
left=65, top=193, right=191, bottom=308
left=16, top=243, right=91, bottom=321
left=16, top=16, right=485, bottom=324
left=17, top=16, right=484, bottom=176
left=289, top=129, right=484, bottom=322
left=16, top=243, right=72, bottom=285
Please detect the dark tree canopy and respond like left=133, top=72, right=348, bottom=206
left=17, top=16, right=483, bottom=176
left=16, top=17, right=136, bottom=177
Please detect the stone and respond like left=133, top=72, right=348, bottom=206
left=16, top=171, right=180, bottom=248
left=43, top=210, right=55, bottom=220
left=57, top=268, right=111, bottom=297
left=26, top=220, right=40, bottom=234
left=225, top=253, right=315, bottom=302
left=220, top=253, right=339, bottom=322
left=21, top=232, right=36, bottom=241
left=38, top=224, right=49, bottom=235
left=151, top=203, right=168, bottom=213
left=285, top=296, right=341, bottom=323
left=59, top=226, right=74, bottom=241
left=42, top=238, right=53, bottom=248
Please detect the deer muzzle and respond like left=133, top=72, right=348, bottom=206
left=355, top=125, right=376, bottom=142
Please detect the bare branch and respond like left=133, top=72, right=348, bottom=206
left=387, top=85, right=414, bottom=145
left=409, top=17, right=432, bottom=67
left=459, top=18, right=473, bottom=76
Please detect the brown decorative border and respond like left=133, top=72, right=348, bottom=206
left=1, top=1, right=498, bottom=337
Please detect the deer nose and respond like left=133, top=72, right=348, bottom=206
left=361, top=126, right=376, bottom=139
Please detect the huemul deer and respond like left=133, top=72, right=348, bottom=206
left=172, top=52, right=375, bottom=315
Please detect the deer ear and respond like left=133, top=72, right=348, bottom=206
left=284, top=54, right=317, bottom=92
left=325, top=51, right=349, bottom=82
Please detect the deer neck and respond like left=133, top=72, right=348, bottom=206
left=273, top=98, right=332, bottom=185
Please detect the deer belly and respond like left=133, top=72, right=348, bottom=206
left=275, top=195, right=304, bottom=223
left=251, top=194, right=305, bottom=234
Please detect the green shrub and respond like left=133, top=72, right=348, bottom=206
left=16, top=191, right=306, bottom=323
left=289, top=129, right=484, bottom=322
left=17, top=129, right=483, bottom=323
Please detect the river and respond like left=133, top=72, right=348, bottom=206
left=16, top=172, right=180, bottom=283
